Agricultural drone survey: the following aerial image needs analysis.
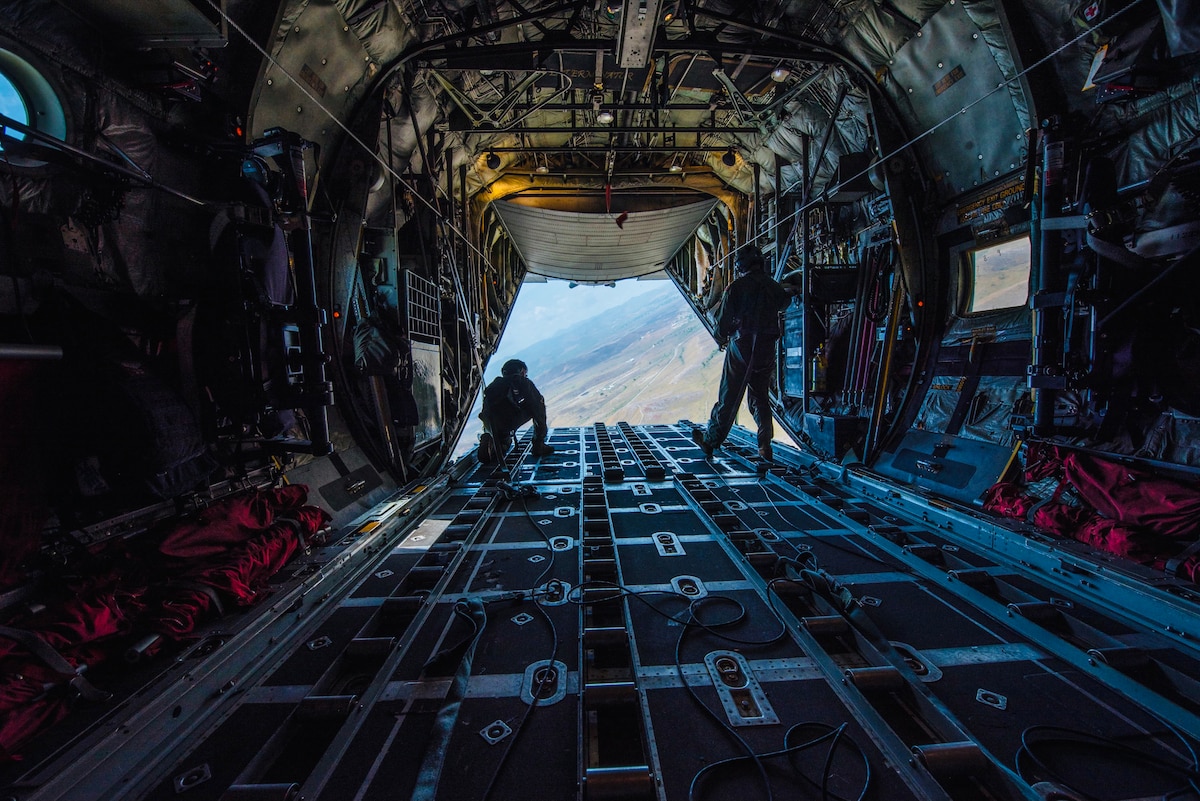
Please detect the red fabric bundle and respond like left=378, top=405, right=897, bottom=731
left=0, top=485, right=327, bottom=760
left=193, top=506, right=328, bottom=605
left=984, top=444, right=1200, bottom=580
left=1029, top=501, right=1091, bottom=535
left=0, top=639, right=111, bottom=762
left=1062, top=452, right=1200, bottom=539
left=1072, top=517, right=1173, bottom=566
left=1022, top=442, right=1065, bottom=482
left=980, top=483, right=1037, bottom=519
left=1174, top=553, right=1200, bottom=583
left=143, top=504, right=329, bottom=637
left=0, top=664, right=76, bottom=762
left=0, top=578, right=144, bottom=663
left=157, top=485, right=309, bottom=559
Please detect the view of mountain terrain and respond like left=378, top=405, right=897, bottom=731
left=454, top=285, right=726, bottom=456
left=523, top=292, right=724, bottom=426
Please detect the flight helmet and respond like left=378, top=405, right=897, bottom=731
left=502, top=359, right=528, bottom=377
left=734, top=245, right=765, bottom=273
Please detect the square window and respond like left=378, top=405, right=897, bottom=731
left=968, top=236, right=1030, bottom=313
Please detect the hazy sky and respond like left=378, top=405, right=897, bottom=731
left=452, top=272, right=795, bottom=458
left=454, top=275, right=690, bottom=457
left=493, top=275, right=674, bottom=360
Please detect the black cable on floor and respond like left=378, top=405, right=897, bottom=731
left=688, top=721, right=872, bottom=801
left=517, top=490, right=558, bottom=591
left=560, top=566, right=873, bottom=798
left=1015, top=724, right=1200, bottom=801
left=757, top=483, right=899, bottom=570
left=675, top=595, right=776, bottom=801
left=563, top=580, right=788, bottom=648
left=466, top=484, right=564, bottom=800
left=479, top=571, right=560, bottom=801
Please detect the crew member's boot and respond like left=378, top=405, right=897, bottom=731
left=478, top=433, right=497, bottom=464
left=531, top=439, right=555, bottom=456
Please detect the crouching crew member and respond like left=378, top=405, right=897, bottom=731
left=694, top=245, right=792, bottom=461
left=478, top=359, right=555, bottom=463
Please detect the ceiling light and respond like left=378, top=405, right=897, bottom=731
left=485, top=151, right=500, bottom=169
left=669, top=163, right=683, bottom=173
left=722, top=148, right=737, bottom=167
left=771, top=66, right=791, bottom=82
left=597, top=109, right=615, bottom=124
left=536, top=164, right=549, bottom=174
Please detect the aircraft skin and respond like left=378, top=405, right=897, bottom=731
left=1, top=1, right=1200, bottom=800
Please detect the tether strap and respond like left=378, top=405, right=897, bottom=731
left=1025, top=481, right=1068, bottom=524
left=1166, top=540, right=1200, bottom=579
left=782, top=561, right=895, bottom=652
left=410, top=598, right=487, bottom=801
left=275, top=515, right=309, bottom=554
left=167, top=580, right=227, bottom=618
left=944, top=343, right=990, bottom=438
left=0, top=626, right=111, bottom=702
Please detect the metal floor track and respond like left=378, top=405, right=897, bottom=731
left=8, top=424, right=1200, bottom=801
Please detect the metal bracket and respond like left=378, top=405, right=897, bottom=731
left=173, top=763, right=211, bottom=793
left=653, top=532, right=685, bottom=557
left=703, top=651, right=779, bottom=726
left=711, top=68, right=762, bottom=129
left=754, top=527, right=779, bottom=542
left=429, top=68, right=561, bottom=130
left=480, top=720, right=512, bottom=745
left=976, top=688, right=1008, bottom=710
left=539, top=580, right=572, bottom=606
left=521, top=659, right=568, bottom=706
left=671, top=575, right=708, bottom=599
left=891, top=642, right=943, bottom=683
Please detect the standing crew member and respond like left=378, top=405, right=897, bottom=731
left=478, top=359, right=555, bottom=463
left=694, top=245, right=792, bottom=461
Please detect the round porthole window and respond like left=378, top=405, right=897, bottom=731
left=0, top=46, right=68, bottom=167
left=0, top=71, right=29, bottom=134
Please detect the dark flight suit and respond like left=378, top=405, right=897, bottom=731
left=479, top=373, right=550, bottom=458
left=700, top=268, right=792, bottom=455
left=353, top=313, right=420, bottom=428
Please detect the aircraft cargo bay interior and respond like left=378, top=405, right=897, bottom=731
left=2, top=1, right=1200, bottom=799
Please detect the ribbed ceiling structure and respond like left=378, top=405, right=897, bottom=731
left=493, top=197, right=717, bottom=282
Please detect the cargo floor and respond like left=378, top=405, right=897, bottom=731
left=8, top=424, right=1200, bottom=801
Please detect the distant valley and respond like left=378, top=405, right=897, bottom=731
left=455, top=288, right=726, bottom=453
